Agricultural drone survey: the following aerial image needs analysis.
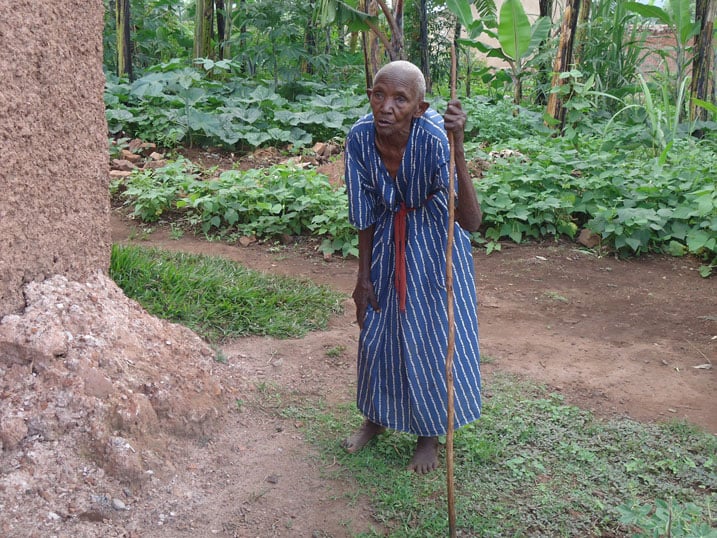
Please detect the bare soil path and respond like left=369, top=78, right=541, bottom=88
left=104, top=208, right=716, bottom=537
left=112, top=213, right=717, bottom=433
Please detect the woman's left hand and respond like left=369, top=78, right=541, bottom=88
left=443, top=100, right=466, bottom=144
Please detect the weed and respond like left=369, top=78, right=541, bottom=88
left=544, top=291, right=569, bottom=303
left=617, top=498, right=717, bottom=538
left=325, top=345, right=346, bottom=358
left=477, top=354, right=495, bottom=365
left=169, top=223, right=185, bottom=240
left=213, top=348, right=227, bottom=364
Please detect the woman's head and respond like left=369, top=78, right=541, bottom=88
left=368, top=61, right=429, bottom=140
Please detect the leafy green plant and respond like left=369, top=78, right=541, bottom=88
left=461, top=96, right=548, bottom=144
left=618, top=498, right=717, bottom=538
left=635, top=72, right=692, bottom=153
left=475, top=128, right=717, bottom=271
left=625, top=0, right=700, bottom=102
left=548, top=69, right=604, bottom=146
left=576, top=0, right=649, bottom=112
left=105, top=64, right=365, bottom=150
left=108, top=136, right=131, bottom=159
left=114, top=160, right=356, bottom=257
left=115, top=157, right=199, bottom=221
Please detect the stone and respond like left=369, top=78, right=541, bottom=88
left=0, top=415, right=28, bottom=450
left=577, top=228, right=601, bottom=248
left=120, top=150, right=142, bottom=163
left=111, top=159, right=136, bottom=172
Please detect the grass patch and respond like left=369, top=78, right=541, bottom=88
left=293, top=374, right=716, bottom=537
left=109, top=244, right=345, bottom=342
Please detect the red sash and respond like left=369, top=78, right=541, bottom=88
left=393, top=195, right=434, bottom=313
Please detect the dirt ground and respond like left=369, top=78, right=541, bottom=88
left=2, top=152, right=715, bottom=537
left=110, top=212, right=717, bottom=433
left=104, top=201, right=716, bottom=537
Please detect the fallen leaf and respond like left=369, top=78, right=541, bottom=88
left=692, top=363, right=713, bottom=370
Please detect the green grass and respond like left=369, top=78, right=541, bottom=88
left=292, top=375, right=717, bottom=537
left=109, top=243, right=345, bottom=343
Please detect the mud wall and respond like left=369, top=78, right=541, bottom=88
left=0, top=1, right=110, bottom=316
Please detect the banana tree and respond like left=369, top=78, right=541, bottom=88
left=448, top=0, right=551, bottom=104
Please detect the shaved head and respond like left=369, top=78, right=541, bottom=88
left=373, top=61, right=426, bottom=101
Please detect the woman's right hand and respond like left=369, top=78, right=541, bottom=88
left=352, top=278, right=379, bottom=329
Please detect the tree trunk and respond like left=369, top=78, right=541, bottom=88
left=193, top=0, right=215, bottom=60
left=304, top=0, right=318, bottom=74
left=418, top=0, right=431, bottom=93
left=239, top=0, right=250, bottom=74
left=539, top=0, right=554, bottom=20
left=691, top=0, right=717, bottom=121
left=216, top=0, right=232, bottom=60
left=390, top=0, right=405, bottom=61
left=216, top=0, right=225, bottom=59
left=361, top=0, right=375, bottom=88
left=362, top=0, right=405, bottom=85
left=366, top=0, right=381, bottom=82
left=546, top=0, right=582, bottom=129
left=534, top=0, right=554, bottom=105
left=116, top=0, right=132, bottom=79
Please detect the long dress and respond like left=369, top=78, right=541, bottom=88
left=344, top=108, right=482, bottom=437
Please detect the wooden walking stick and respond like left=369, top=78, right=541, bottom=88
left=445, top=42, right=458, bottom=538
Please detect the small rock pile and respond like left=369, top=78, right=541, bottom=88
left=0, top=272, right=226, bottom=537
left=110, top=139, right=167, bottom=180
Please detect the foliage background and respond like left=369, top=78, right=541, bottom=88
left=105, top=0, right=716, bottom=273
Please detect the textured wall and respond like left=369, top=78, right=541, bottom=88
left=0, top=1, right=110, bottom=316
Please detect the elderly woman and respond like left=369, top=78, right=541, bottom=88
left=343, top=60, right=483, bottom=474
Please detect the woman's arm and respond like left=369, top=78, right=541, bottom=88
left=352, top=226, right=380, bottom=328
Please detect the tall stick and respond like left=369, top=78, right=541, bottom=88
left=445, top=43, right=458, bottom=538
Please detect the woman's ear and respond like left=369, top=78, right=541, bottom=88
left=414, top=100, right=430, bottom=118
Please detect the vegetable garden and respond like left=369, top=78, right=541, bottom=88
left=105, top=0, right=716, bottom=275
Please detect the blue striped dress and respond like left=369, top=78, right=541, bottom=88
left=345, top=108, right=482, bottom=437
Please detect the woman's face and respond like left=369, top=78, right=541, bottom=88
left=368, top=70, right=427, bottom=140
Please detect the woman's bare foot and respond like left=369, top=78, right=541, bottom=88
left=342, top=419, right=386, bottom=453
left=407, top=436, right=439, bottom=474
